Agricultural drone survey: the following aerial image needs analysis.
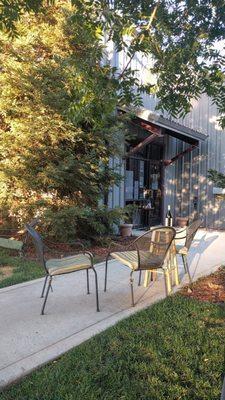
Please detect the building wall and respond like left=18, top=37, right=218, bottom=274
left=108, top=156, right=125, bottom=209
left=108, top=48, right=225, bottom=229
left=162, top=97, right=225, bottom=229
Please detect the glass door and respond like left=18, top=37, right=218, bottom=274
left=125, top=157, right=163, bottom=228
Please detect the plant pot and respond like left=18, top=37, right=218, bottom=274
left=119, top=223, right=133, bottom=237
left=176, top=217, right=188, bottom=228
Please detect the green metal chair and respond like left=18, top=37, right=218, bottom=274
left=175, top=218, right=202, bottom=283
left=0, top=218, right=40, bottom=256
left=25, top=224, right=100, bottom=315
left=104, top=226, right=176, bottom=306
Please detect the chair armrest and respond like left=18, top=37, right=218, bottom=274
left=175, top=227, right=186, bottom=233
left=43, top=240, right=94, bottom=261
left=107, top=238, right=139, bottom=254
left=82, top=251, right=94, bottom=264
left=174, top=227, right=187, bottom=241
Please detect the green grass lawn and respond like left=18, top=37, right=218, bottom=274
left=0, top=249, right=44, bottom=289
left=1, top=295, right=224, bottom=400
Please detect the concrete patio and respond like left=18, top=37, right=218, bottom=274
left=0, top=229, right=224, bottom=388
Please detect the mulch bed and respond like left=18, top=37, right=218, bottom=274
left=180, top=266, right=225, bottom=304
left=24, top=235, right=137, bottom=262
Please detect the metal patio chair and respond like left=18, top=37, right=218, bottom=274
left=0, top=218, right=40, bottom=256
left=175, top=218, right=202, bottom=283
left=25, top=224, right=100, bottom=315
left=104, top=226, right=177, bottom=306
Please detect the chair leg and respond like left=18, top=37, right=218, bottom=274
left=138, top=270, right=142, bottom=286
left=104, top=254, right=110, bottom=292
left=41, top=275, right=48, bottom=298
left=174, top=263, right=180, bottom=286
left=92, top=267, right=100, bottom=312
left=182, top=255, right=192, bottom=284
left=86, top=269, right=90, bottom=294
left=151, top=271, right=157, bottom=281
left=170, top=253, right=179, bottom=287
left=130, top=271, right=135, bottom=307
left=164, top=270, right=172, bottom=296
left=181, top=254, right=187, bottom=272
left=41, top=276, right=52, bottom=315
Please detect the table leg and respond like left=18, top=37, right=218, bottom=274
left=143, top=270, right=157, bottom=287
left=169, top=241, right=179, bottom=286
left=143, top=270, right=151, bottom=287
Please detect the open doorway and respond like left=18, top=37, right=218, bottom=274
left=125, top=136, right=164, bottom=228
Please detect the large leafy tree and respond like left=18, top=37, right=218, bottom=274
left=0, top=1, right=133, bottom=224
left=1, top=1, right=225, bottom=125
left=70, top=0, right=225, bottom=126
left=1, top=0, right=225, bottom=227
left=0, top=1, right=51, bottom=33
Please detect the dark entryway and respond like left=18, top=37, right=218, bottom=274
left=125, top=130, right=164, bottom=228
left=121, top=109, right=205, bottom=229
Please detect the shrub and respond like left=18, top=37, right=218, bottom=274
left=41, top=205, right=125, bottom=242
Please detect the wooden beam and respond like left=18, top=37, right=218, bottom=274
left=139, top=121, right=162, bottom=135
left=164, top=144, right=198, bottom=166
left=126, top=131, right=163, bottom=157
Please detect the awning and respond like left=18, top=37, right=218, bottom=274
left=118, top=106, right=208, bottom=144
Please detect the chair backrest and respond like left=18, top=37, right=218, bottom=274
left=185, top=218, right=202, bottom=250
left=25, top=224, right=47, bottom=272
left=23, top=218, right=40, bottom=244
left=134, top=226, right=176, bottom=269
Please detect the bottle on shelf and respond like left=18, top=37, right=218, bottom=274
left=165, top=205, right=173, bottom=227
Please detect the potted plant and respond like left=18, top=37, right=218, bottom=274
left=176, top=216, right=189, bottom=228
left=208, top=169, right=225, bottom=195
left=119, top=204, right=136, bottom=237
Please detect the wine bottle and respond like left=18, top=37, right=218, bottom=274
left=165, top=205, right=173, bottom=227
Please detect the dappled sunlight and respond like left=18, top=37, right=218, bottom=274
left=187, top=230, right=224, bottom=279
left=209, top=115, right=223, bottom=132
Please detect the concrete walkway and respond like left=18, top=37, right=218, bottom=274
left=0, top=229, right=225, bottom=388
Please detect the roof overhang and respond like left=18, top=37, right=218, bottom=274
left=118, top=106, right=208, bottom=144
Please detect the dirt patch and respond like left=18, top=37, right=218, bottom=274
left=180, top=266, right=225, bottom=304
left=0, top=265, right=14, bottom=281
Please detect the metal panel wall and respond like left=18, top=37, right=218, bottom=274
left=108, top=156, right=125, bottom=209
left=109, top=48, right=225, bottom=228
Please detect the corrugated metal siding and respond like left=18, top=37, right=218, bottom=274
left=108, top=156, right=125, bottom=209
left=109, top=49, right=225, bottom=228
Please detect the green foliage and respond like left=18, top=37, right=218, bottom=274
left=71, top=0, right=225, bottom=127
left=42, top=205, right=125, bottom=242
left=0, top=2, right=132, bottom=232
left=121, top=203, right=137, bottom=223
left=1, top=295, right=225, bottom=399
left=2, top=0, right=225, bottom=239
left=208, top=169, right=225, bottom=188
left=1, top=1, right=225, bottom=126
left=0, top=0, right=55, bottom=34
